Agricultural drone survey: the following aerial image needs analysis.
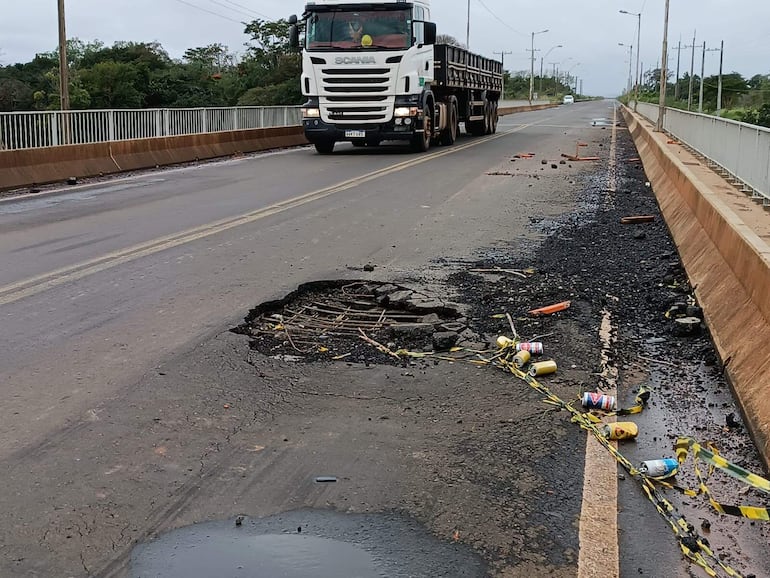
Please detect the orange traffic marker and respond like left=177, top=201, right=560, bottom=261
left=529, top=300, right=571, bottom=316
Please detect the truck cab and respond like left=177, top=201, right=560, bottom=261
left=292, top=0, right=501, bottom=154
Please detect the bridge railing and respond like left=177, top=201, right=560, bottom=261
left=0, top=106, right=302, bottom=151
left=634, top=101, right=770, bottom=205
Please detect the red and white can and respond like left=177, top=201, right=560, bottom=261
left=516, top=341, right=544, bottom=355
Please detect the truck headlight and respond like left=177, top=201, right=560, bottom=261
left=302, top=107, right=320, bottom=118
left=394, top=106, right=419, bottom=117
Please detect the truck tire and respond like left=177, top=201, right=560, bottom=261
left=314, top=141, right=335, bottom=154
left=410, top=105, right=432, bottom=153
left=440, top=100, right=458, bottom=146
left=490, top=101, right=499, bottom=134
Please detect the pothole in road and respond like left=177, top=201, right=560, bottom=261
left=129, top=510, right=487, bottom=577
left=233, top=280, right=482, bottom=364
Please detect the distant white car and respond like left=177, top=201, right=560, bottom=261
left=563, top=95, right=575, bottom=104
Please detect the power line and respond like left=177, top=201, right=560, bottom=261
left=218, top=0, right=272, bottom=19
left=168, top=0, right=245, bottom=24
left=475, top=0, right=525, bottom=36
left=207, top=0, right=271, bottom=20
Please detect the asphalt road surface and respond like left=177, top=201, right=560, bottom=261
left=1, top=101, right=767, bottom=578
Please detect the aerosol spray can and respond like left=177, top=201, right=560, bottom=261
left=639, top=458, right=679, bottom=479
left=602, top=422, right=639, bottom=440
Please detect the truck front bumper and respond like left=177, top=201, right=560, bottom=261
left=302, top=117, right=421, bottom=144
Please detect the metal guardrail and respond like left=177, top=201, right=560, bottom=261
left=0, top=106, right=302, bottom=151
left=634, top=101, right=770, bottom=206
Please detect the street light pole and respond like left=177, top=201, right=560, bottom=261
left=619, top=43, right=633, bottom=94
left=528, top=29, right=548, bottom=104
left=494, top=50, right=512, bottom=97
left=540, top=44, right=562, bottom=96
left=57, top=0, right=70, bottom=111
left=620, top=10, right=641, bottom=111
left=656, top=0, right=669, bottom=132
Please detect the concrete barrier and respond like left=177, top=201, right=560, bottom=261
left=622, top=106, right=770, bottom=471
left=0, top=126, right=307, bottom=191
left=498, top=103, right=558, bottom=116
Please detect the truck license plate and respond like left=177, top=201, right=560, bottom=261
left=345, top=130, right=366, bottom=138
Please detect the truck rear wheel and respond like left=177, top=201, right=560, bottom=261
left=410, top=105, right=432, bottom=153
left=490, top=101, right=499, bottom=134
left=314, top=141, right=335, bottom=154
left=440, top=100, right=458, bottom=146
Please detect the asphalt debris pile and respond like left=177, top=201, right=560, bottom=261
left=235, top=280, right=481, bottom=365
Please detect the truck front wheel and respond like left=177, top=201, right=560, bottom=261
left=314, top=141, right=335, bottom=154
left=410, top=105, right=432, bottom=153
left=440, top=100, right=458, bottom=146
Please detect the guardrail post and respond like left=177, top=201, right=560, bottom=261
left=108, top=110, right=116, bottom=141
left=155, top=110, right=162, bottom=138
left=233, top=108, right=239, bottom=131
left=201, top=108, right=208, bottom=133
left=283, top=107, right=288, bottom=127
left=259, top=107, right=265, bottom=129
left=163, top=109, right=171, bottom=136
left=51, top=111, right=59, bottom=147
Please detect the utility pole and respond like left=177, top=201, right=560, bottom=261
left=698, top=42, right=706, bottom=112
left=579, top=78, right=583, bottom=96
left=494, top=50, right=512, bottom=97
left=687, top=31, right=696, bottom=110
left=701, top=45, right=720, bottom=113
left=717, top=40, right=724, bottom=116
left=57, top=0, right=70, bottom=111
left=466, top=0, right=470, bottom=49
left=673, top=39, right=683, bottom=100
left=656, top=0, right=670, bottom=132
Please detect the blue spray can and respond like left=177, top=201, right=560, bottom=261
left=639, top=458, right=679, bottom=479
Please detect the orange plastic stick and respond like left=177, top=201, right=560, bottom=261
left=529, top=300, right=571, bottom=316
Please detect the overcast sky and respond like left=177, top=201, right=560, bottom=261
left=1, top=0, right=768, bottom=96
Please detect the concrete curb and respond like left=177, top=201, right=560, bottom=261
left=0, top=126, right=308, bottom=192
left=622, top=106, right=770, bottom=471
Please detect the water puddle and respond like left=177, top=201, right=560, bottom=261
left=130, top=510, right=487, bottom=577
left=132, top=531, right=381, bottom=577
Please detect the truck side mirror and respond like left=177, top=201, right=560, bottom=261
left=289, top=17, right=300, bottom=50
left=424, top=22, right=437, bottom=45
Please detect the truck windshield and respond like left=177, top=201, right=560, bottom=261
left=305, top=9, right=411, bottom=50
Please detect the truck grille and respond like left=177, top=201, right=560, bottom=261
left=320, top=67, right=394, bottom=124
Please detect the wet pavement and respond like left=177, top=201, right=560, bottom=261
left=130, top=510, right=487, bottom=577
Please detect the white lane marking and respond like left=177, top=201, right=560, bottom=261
left=0, top=122, right=544, bottom=307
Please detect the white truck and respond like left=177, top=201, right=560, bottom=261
left=289, top=0, right=503, bottom=154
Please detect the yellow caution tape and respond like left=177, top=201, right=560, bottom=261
left=358, top=335, right=762, bottom=576
left=672, top=437, right=770, bottom=521
left=493, top=352, right=750, bottom=578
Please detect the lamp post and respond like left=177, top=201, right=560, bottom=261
left=656, top=0, right=669, bottom=132
left=528, top=29, right=548, bottom=104
left=565, top=62, right=581, bottom=95
left=619, top=42, right=633, bottom=94
left=620, top=9, right=641, bottom=111
left=540, top=44, right=562, bottom=96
